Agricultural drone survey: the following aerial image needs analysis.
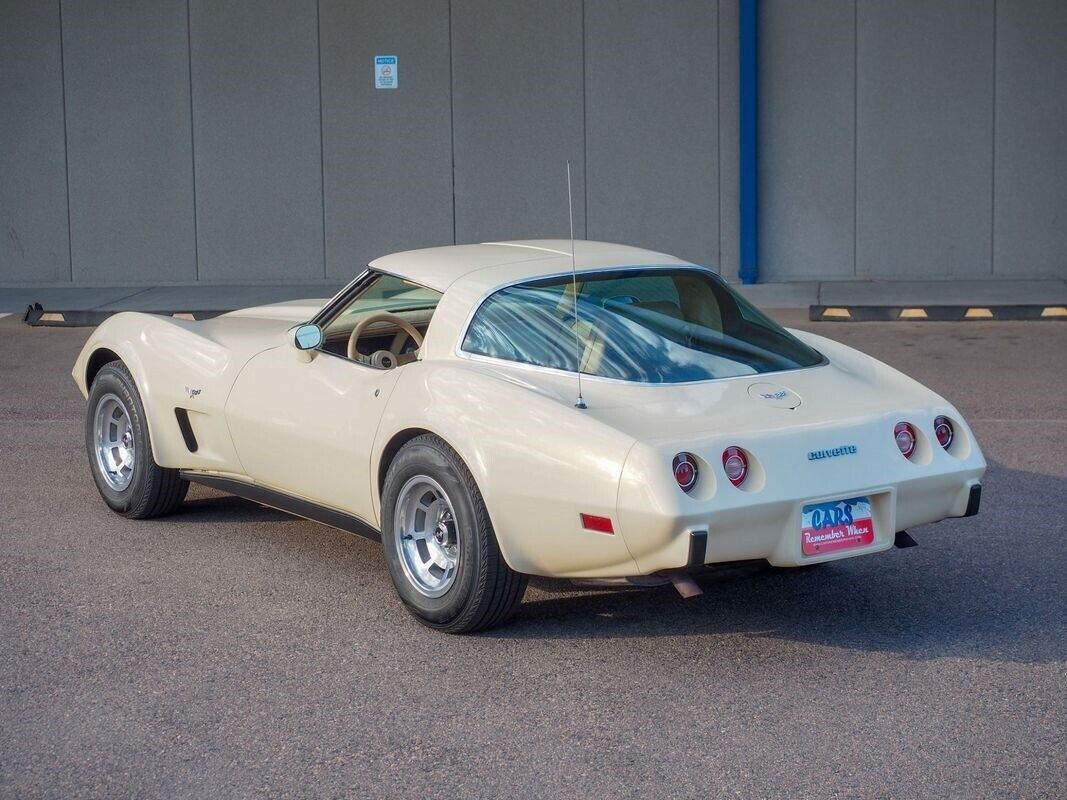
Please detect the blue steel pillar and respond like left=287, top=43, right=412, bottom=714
left=739, top=0, right=759, bottom=284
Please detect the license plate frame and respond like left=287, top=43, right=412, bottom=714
left=801, top=496, right=875, bottom=557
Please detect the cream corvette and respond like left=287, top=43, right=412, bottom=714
left=73, top=241, right=985, bottom=632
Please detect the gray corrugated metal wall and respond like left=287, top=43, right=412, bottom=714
left=993, top=0, right=1067, bottom=277
left=760, top=0, right=1067, bottom=281
left=451, top=0, right=587, bottom=244
left=760, top=0, right=855, bottom=279
left=0, top=0, right=68, bottom=284
left=61, top=0, right=197, bottom=284
left=855, top=0, right=995, bottom=279
left=189, top=0, right=324, bottom=282
left=1, top=0, right=1065, bottom=287
left=585, top=0, right=721, bottom=268
left=319, top=0, right=454, bottom=281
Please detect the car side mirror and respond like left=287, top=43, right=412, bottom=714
left=288, top=323, right=323, bottom=362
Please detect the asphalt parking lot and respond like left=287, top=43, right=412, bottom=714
left=1, top=311, right=1065, bottom=799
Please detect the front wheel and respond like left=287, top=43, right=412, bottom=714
left=381, top=434, right=527, bottom=633
left=85, top=361, right=188, bottom=519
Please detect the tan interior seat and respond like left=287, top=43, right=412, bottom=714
left=640, top=300, right=684, bottom=319
left=675, top=276, right=723, bottom=332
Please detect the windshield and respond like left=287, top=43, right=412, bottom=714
left=461, top=268, right=824, bottom=383
left=328, top=273, right=441, bottom=320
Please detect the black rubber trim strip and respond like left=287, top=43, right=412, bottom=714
left=173, top=408, right=199, bottom=453
left=809, top=305, right=1067, bottom=322
left=963, top=483, right=982, bottom=517
left=687, top=530, right=708, bottom=569
left=179, top=472, right=381, bottom=542
left=894, top=530, right=918, bottom=548
left=310, top=269, right=375, bottom=328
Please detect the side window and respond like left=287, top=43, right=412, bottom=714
left=462, top=285, right=577, bottom=371
left=320, top=272, right=442, bottom=362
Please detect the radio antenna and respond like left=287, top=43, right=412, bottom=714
left=567, top=161, right=587, bottom=410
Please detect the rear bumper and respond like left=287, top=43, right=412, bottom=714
left=961, top=483, right=982, bottom=517
left=616, top=471, right=984, bottom=575
left=607, top=406, right=988, bottom=578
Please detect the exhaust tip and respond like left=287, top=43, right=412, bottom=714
left=664, top=571, right=704, bottom=599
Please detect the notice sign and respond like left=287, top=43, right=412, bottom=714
left=375, top=55, right=397, bottom=89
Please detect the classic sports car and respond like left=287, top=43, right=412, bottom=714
left=73, top=241, right=985, bottom=632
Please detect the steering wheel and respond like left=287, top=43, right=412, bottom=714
left=346, top=311, right=424, bottom=364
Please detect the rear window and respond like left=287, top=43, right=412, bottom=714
left=460, top=268, right=824, bottom=383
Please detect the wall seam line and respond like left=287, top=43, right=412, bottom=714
left=448, top=0, right=457, bottom=245
left=57, top=0, right=73, bottom=282
left=186, top=0, right=199, bottom=281
left=581, top=0, right=587, bottom=238
left=315, top=0, right=326, bottom=278
left=716, top=0, right=721, bottom=273
left=989, top=0, right=997, bottom=276
left=852, top=0, right=858, bottom=278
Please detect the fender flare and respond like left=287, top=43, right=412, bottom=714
left=371, top=415, right=514, bottom=567
left=77, top=336, right=177, bottom=465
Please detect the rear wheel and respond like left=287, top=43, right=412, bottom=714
left=85, top=361, right=188, bottom=519
left=381, top=434, right=527, bottom=633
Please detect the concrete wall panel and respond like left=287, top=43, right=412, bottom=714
left=993, top=0, right=1067, bottom=278
left=760, top=0, right=855, bottom=280
left=585, top=0, right=719, bottom=270
left=319, top=0, right=453, bottom=279
left=856, top=0, right=995, bottom=278
left=190, top=0, right=323, bottom=281
left=8, top=0, right=1066, bottom=289
left=62, top=0, right=196, bottom=283
left=450, top=0, right=584, bottom=244
left=0, top=0, right=69, bottom=284
left=718, top=0, right=740, bottom=279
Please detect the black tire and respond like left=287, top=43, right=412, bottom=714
left=381, top=434, right=527, bottom=633
left=85, top=361, right=188, bottom=519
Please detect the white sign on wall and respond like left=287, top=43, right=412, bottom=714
left=375, top=55, right=397, bottom=90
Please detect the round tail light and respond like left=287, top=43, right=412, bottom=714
left=722, top=446, right=748, bottom=487
left=934, top=416, right=954, bottom=449
left=673, top=453, right=698, bottom=493
left=894, top=422, right=917, bottom=459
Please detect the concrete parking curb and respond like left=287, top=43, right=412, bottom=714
left=22, top=304, right=226, bottom=327
left=18, top=302, right=1067, bottom=327
left=810, top=304, right=1067, bottom=322
left=8, top=277, right=1067, bottom=326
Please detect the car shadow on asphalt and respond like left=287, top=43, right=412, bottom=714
left=179, top=491, right=296, bottom=524
left=494, top=459, right=1066, bottom=664
left=164, top=461, right=1063, bottom=664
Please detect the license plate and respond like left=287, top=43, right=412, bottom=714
left=801, top=496, right=875, bottom=556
